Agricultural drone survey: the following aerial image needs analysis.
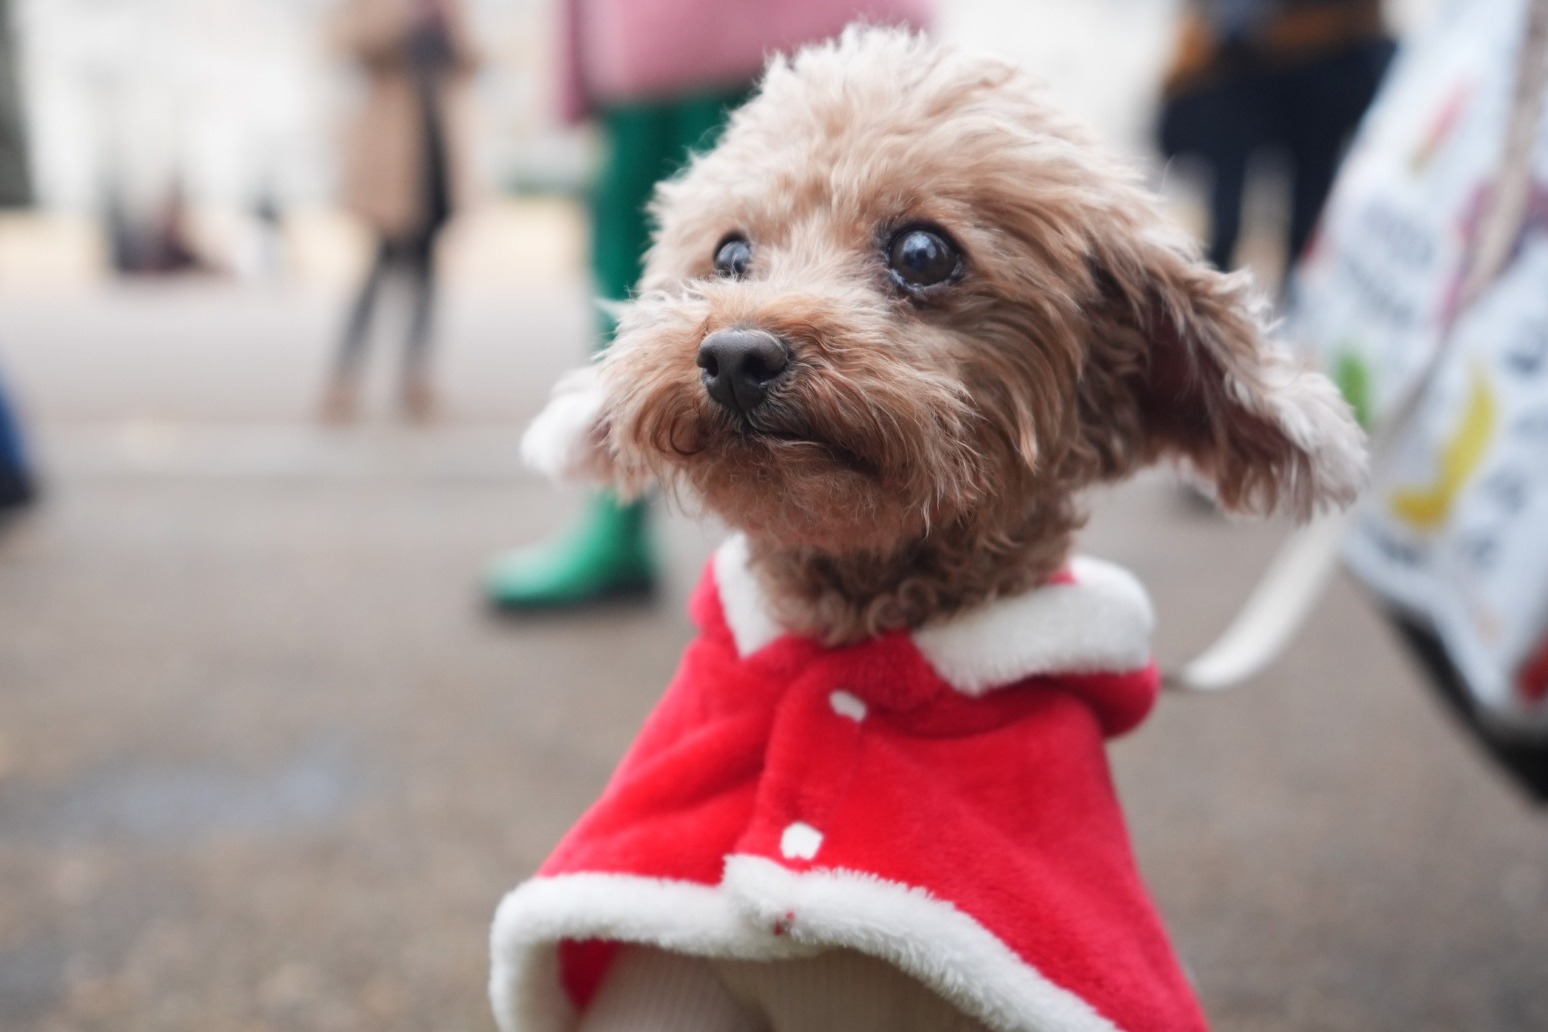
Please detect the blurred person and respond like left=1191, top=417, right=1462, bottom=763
left=103, top=179, right=216, bottom=277
left=486, top=0, right=933, bottom=609
left=0, top=0, right=33, bottom=513
left=322, top=0, right=481, bottom=424
left=0, top=368, right=33, bottom=512
left=143, top=178, right=217, bottom=275
left=1158, top=0, right=1396, bottom=271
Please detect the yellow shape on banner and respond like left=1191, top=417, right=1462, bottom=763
left=1390, top=365, right=1497, bottom=530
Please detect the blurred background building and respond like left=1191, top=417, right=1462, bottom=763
left=3, top=0, right=578, bottom=285
left=0, top=0, right=1438, bottom=289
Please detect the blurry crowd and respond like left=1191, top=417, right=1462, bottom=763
left=0, top=0, right=1403, bottom=455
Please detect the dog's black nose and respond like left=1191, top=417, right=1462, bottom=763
left=697, top=329, right=790, bottom=414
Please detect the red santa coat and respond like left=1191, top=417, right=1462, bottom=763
left=491, top=536, right=1209, bottom=1032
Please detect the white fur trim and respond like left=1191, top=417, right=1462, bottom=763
left=489, top=873, right=816, bottom=1032
left=521, top=367, right=607, bottom=481
left=912, top=558, right=1154, bottom=692
left=724, top=856, right=1122, bottom=1032
left=713, top=535, right=786, bottom=655
left=489, top=862, right=1121, bottom=1032
left=712, top=536, right=1154, bottom=690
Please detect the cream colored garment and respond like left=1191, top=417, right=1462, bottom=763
left=577, top=945, right=993, bottom=1032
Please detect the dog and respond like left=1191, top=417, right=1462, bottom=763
left=492, top=26, right=1364, bottom=1032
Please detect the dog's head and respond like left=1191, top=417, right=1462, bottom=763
left=528, top=27, right=1364, bottom=556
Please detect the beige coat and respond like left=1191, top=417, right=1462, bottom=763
left=335, top=0, right=481, bottom=238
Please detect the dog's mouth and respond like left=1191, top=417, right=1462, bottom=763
left=724, top=415, right=881, bottom=480
left=766, top=431, right=880, bottom=478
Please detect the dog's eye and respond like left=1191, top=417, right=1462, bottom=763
left=887, top=227, right=961, bottom=289
left=713, top=236, right=753, bottom=279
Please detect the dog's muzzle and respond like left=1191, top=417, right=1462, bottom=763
left=697, top=329, right=790, bottom=415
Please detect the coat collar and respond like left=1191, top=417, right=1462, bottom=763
left=711, top=535, right=1154, bottom=695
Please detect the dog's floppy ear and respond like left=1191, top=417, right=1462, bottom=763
left=521, top=365, right=628, bottom=489
left=1093, top=224, right=1365, bottom=519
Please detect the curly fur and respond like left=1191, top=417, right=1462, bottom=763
left=524, top=26, right=1366, bottom=645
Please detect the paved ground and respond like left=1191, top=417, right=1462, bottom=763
left=1, top=274, right=1546, bottom=1032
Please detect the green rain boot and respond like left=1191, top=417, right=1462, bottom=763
left=486, top=495, right=656, bottom=608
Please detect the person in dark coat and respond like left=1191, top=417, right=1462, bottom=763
left=1158, top=0, right=1396, bottom=270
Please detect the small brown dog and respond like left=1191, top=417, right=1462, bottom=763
left=497, top=26, right=1363, bottom=1032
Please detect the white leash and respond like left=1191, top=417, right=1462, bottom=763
left=1171, top=509, right=1354, bottom=691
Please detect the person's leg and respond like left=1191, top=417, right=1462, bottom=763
left=588, top=84, right=753, bottom=302
left=322, top=238, right=393, bottom=422
left=1205, top=142, right=1249, bottom=270
left=485, top=103, right=670, bottom=606
left=1193, top=86, right=1261, bottom=271
left=1159, top=84, right=1256, bottom=270
left=577, top=946, right=763, bottom=1032
left=487, top=86, right=750, bottom=608
left=1281, top=41, right=1395, bottom=263
left=401, top=230, right=439, bottom=422
left=1277, top=59, right=1345, bottom=264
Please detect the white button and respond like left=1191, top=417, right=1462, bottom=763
left=828, top=690, right=867, bottom=722
left=780, top=822, right=823, bottom=861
